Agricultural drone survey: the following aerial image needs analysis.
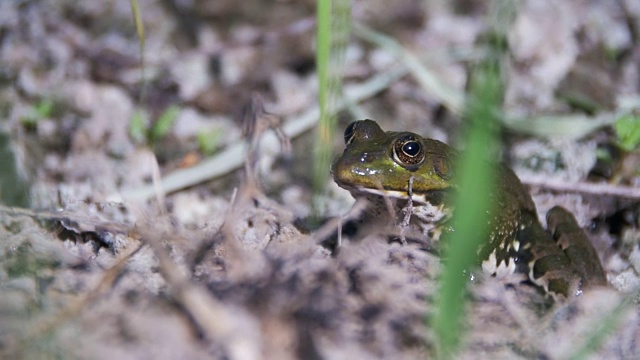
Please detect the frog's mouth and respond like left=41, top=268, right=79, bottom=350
left=356, top=187, right=431, bottom=205
left=349, top=185, right=453, bottom=209
left=355, top=186, right=453, bottom=227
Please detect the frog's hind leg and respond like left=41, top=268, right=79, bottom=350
left=547, top=206, right=607, bottom=289
left=508, top=212, right=579, bottom=299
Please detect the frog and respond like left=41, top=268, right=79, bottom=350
left=331, top=119, right=607, bottom=299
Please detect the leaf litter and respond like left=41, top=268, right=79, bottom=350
left=0, top=0, right=639, bottom=358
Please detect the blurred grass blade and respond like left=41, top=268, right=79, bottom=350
left=0, top=132, right=30, bottom=207
left=129, top=0, right=145, bottom=47
left=433, top=1, right=516, bottom=357
left=129, top=0, right=148, bottom=145
left=312, top=0, right=351, bottom=214
left=129, top=0, right=148, bottom=112
left=433, top=60, right=500, bottom=358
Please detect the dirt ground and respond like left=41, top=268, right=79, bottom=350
left=1, top=0, right=640, bottom=359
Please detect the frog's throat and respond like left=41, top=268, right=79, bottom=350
left=354, top=186, right=453, bottom=237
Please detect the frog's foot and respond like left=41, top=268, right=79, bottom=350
left=546, top=206, right=607, bottom=289
left=511, top=212, right=581, bottom=299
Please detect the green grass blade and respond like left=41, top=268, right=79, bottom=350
left=129, top=0, right=149, bottom=143
left=129, top=0, right=146, bottom=99
left=432, top=61, right=501, bottom=358
left=312, top=0, right=351, bottom=215
left=432, top=1, right=516, bottom=357
left=0, top=131, right=30, bottom=207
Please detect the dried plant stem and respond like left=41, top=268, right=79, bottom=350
left=523, top=177, right=640, bottom=200
left=119, top=67, right=407, bottom=202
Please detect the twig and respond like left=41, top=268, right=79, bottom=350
left=353, top=23, right=616, bottom=141
left=399, top=175, right=415, bottom=245
left=353, top=23, right=465, bottom=114
left=118, top=67, right=407, bottom=201
left=522, top=177, right=640, bottom=200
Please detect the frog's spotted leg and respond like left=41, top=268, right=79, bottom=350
left=513, top=207, right=606, bottom=299
left=547, top=206, right=607, bottom=289
left=514, top=212, right=580, bottom=298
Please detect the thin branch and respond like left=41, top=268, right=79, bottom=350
left=118, top=67, right=407, bottom=202
left=522, top=177, right=640, bottom=200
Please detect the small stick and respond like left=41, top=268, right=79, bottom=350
left=399, top=176, right=415, bottom=245
left=522, top=177, right=640, bottom=200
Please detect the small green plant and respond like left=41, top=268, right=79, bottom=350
left=6, top=242, right=58, bottom=278
left=128, top=105, right=180, bottom=144
left=129, top=109, right=148, bottom=143
left=197, top=128, right=223, bottom=156
left=21, top=98, right=55, bottom=127
left=150, top=105, right=180, bottom=142
left=614, top=113, right=640, bottom=152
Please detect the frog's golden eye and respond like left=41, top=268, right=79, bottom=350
left=393, top=135, right=425, bottom=169
left=343, top=121, right=361, bottom=145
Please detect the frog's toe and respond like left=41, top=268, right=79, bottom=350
left=547, top=206, right=579, bottom=243
left=546, top=206, right=607, bottom=288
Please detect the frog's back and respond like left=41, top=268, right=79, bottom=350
left=478, top=165, right=537, bottom=273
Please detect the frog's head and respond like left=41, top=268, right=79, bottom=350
left=331, top=120, right=456, bottom=203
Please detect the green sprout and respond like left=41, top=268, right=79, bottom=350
left=150, top=105, right=180, bottom=142
left=197, top=128, right=223, bottom=156
left=614, top=113, right=640, bottom=152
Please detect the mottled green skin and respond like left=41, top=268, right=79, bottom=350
left=332, top=120, right=606, bottom=298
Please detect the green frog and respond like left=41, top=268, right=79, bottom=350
left=331, top=119, right=607, bottom=299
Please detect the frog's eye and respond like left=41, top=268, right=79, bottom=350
left=393, top=135, right=425, bottom=169
left=343, top=121, right=361, bottom=145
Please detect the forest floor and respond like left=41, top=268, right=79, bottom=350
left=1, top=1, right=640, bottom=358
